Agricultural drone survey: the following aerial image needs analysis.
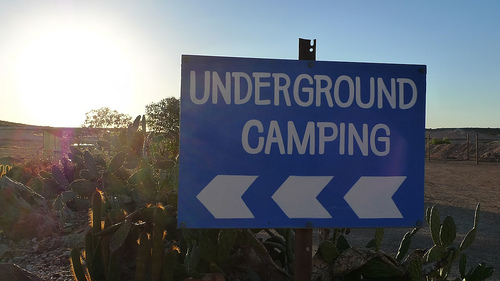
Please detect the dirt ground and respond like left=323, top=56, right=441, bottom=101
left=423, top=160, right=500, bottom=279
left=346, top=160, right=500, bottom=280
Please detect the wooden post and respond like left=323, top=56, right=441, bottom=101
left=294, top=38, right=316, bottom=281
left=427, top=134, right=431, bottom=162
left=466, top=134, right=470, bottom=161
left=476, top=134, right=479, bottom=165
left=295, top=228, right=313, bottom=280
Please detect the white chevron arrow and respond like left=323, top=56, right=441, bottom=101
left=197, top=175, right=258, bottom=219
left=272, top=176, right=333, bottom=218
left=344, top=176, right=406, bottom=219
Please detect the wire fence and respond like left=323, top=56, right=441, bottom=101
left=0, top=127, right=118, bottom=165
left=426, top=133, right=500, bottom=163
left=2, top=127, right=499, bottom=165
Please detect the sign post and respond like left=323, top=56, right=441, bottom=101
left=178, top=47, right=426, bottom=278
left=294, top=38, right=316, bottom=281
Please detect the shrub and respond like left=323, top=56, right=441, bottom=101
left=431, top=137, right=452, bottom=145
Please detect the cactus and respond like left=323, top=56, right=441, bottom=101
left=461, top=204, right=480, bottom=252
left=440, top=216, right=457, bottom=247
left=53, top=191, right=77, bottom=211
left=84, top=150, right=99, bottom=179
left=70, top=247, right=89, bottom=281
left=84, top=230, right=94, bottom=263
left=91, top=190, right=103, bottom=233
left=285, top=229, right=295, bottom=264
left=110, top=220, right=131, bottom=253
left=106, top=151, right=127, bottom=174
left=162, top=247, right=178, bottom=281
left=366, top=228, right=384, bottom=251
left=70, top=179, right=97, bottom=197
left=261, top=229, right=295, bottom=271
left=52, top=165, right=70, bottom=189
left=429, top=205, right=441, bottom=245
left=318, top=240, right=340, bottom=263
left=460, top=228, right=477, bottom=251
left=336, top=234, right=350, bottom=252
left=135, top=230, right=151, bottom=281
left=199, top=229, right=218, bottom=265
left=314, top=205, right=493, bottom=281
left=107, top=252, right=121, bottom=281
left=396, top=227, right=419, bottom=262
left=465, top=263, right=495, bottom=281
left=407, top=258, right=422, bottom=281
left=217, top=229, right=239, bottom=262
left=184, top=240, right=203, bottom=278
left=151, top=206, right=167, bottom=281
left=424, top=204, right=489, bottom=279
left=460, top=251, right=494, bottom=281
left=89, top=237, right=105, bottom=279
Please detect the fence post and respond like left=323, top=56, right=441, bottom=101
left=466, top=134, right=470, bottom=161
left=427, top=134, right=431, bottom=162
left=476, top=134, right=479, bottom=165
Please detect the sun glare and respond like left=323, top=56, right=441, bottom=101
left=14, top=26, right=134, bottom=127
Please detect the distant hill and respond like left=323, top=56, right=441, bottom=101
left=0, top=120, right=33, bottom=127
left=426, top=128, right=500, bottom=140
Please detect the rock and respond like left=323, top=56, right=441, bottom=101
left=0, top=263, right=43, bottom=281
left=312, top=253, right=333, bottom=281
left=0, top=177, right=59, bottom=241
left=0, top=243, right=9, bottom=259
left=0, top=177, right=39, bottom=224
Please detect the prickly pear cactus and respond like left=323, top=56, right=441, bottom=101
left=318, top=240, right=340, bottom=263
left=440, top=216, right=456, bottom=247
left=313, top=204, right=493, bottom=281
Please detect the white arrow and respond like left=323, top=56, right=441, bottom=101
left=272, top=176, right=333, bottom=219
left=344, top=176, right=406, bottom=219
left=196, top=175, right=257, bottom=219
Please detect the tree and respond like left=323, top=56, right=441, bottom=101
left=145, top=97, right=179, bottom=136
left=82, top=107, right=132, bottom=128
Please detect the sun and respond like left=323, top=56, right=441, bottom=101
left=14, top=26, right=135, bottom=127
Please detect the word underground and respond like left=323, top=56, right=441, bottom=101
left=188, top=71, right=420, bottom=156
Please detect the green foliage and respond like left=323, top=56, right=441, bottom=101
left=145, top=97, right=179, bottom=136
left=5, top=156, right=52, bottom=185
left=83, top=107, right=132, bottom=128
left=430, top=137, right=452, bottom=145
left=145, top=97, right=180, bottom=161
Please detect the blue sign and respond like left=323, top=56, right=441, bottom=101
left=178, top=55, right=426, bottom=229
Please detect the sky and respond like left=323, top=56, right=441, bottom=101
left=0, top=1, right=499, bottom=128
